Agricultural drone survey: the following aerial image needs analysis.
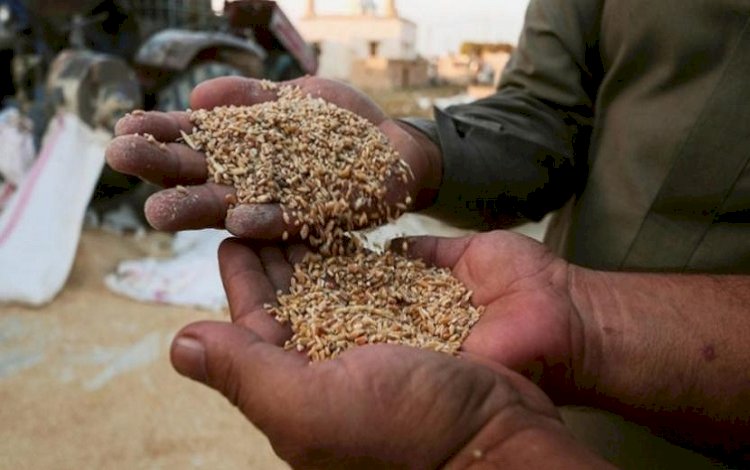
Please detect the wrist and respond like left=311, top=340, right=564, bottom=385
left=445, top=406, right=612, bottom=469
left=566, top=266, right=660, bottom=409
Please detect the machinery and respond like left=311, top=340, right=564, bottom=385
left=1, top=0, right=317, bottom=129
left=0, top=0, right=317, bottom=209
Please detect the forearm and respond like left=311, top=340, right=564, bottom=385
left=571, top=268, right=750, bottom=458
left=396, top=0, right=602, bottom=231
left=446, top=409, right=613, bottom=469
left=400, top=95, right=583, bottom=231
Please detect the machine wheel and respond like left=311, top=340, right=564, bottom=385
left=155, top=61, right=244, bottom=112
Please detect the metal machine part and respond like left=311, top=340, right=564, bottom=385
left=135, top=29, right=267, bottom=72
left=46, top=49, right=142, bottom=129
left=0, top=3, right=13, bottom=50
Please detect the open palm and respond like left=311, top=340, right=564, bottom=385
left=170, top=237, right=570, bottom=468
left=404, top=231, right=588, bottom=400
left=211, top=230, right=587, bottom=406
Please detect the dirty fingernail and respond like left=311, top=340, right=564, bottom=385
left=172, top=336, right=208, bottom=383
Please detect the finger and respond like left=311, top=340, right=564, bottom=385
left=191, top=76, right=280, bottom=110
left=225, top=204, right=297, bottom=240
left=218, top=238, right=290, bottom=345
left=114, top=111, right=193, bottom=141
left=106, top=136, right=208, bottom=187
left=394, top=236, right=473, bottom=269
left=170, top=321, right=309, bottom=432
left=289, top=76, right=389, bottom=124
left=144, top=184, right=234, bottom=231
left=258, top=245, right=294, bottom=294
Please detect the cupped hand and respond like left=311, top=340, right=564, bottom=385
left=105, top=76, right=441, bottom=238
left=404, top=231, right=591, bottom=401
left=169, top=238, right=573, bottom=469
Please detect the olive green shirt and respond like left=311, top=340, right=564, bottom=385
left=406, top=0, right=750, bottom=273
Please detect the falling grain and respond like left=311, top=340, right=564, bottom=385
left=186, top=84, right=483, bottom=361
left=189, top=84, right=413, bottom=255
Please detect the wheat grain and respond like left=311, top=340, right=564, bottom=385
left=187, top=84, right=483, bottom=361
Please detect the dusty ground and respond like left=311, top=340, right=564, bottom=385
left=0, top=229, right=287, bottom=470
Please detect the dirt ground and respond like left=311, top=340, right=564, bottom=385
left=0, top=229, right=287, bottom=470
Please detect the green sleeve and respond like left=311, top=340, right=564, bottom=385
left=403, top=0, right=603, bottom=229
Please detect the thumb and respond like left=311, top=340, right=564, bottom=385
left=170, top=321, right=308, bottom=420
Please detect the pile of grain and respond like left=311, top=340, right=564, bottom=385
left=187, top=83, right=483, bottom=360
left=187, top=83, right=412, bottom=256
left=268, top=250, right=483, bottom=361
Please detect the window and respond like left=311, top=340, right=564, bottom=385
left=368, top=41, right=380, bottom=57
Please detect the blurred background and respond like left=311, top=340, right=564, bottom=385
left=0, top=1, right=716, bottom=469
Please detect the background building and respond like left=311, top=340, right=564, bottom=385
left=298, top=0, right=425, bottom=87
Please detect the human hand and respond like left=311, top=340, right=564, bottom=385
left=105, top=76, right=442, bottom=238
left=169, top=239, right=604, bottom=469
left=403, top=231, right=592, bottom=402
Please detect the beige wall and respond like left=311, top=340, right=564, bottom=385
left=481, top=51, right=512, bottom=86
left=435, top=51, right=512, bottom=87
left=298, top=16, right=418, bottom=80
left=436, top=54, right=474, bottom=86
left=351, top=57, right=429, bottom=90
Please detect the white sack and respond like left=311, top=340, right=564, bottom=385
left=0, top=108, right=35, bottom=186
left=105, top=230, right=229, bottom=312
left=0, top=113, right=109, bottom=306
